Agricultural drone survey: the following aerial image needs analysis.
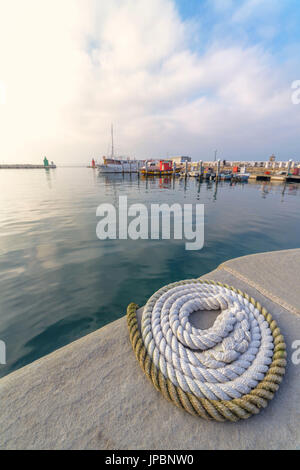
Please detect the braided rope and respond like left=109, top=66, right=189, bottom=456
left=127, top=279, right=286, bottom=422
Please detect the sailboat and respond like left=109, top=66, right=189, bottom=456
left=97, top=125, right=144, bottom=174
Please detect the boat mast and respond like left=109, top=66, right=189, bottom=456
left=111, top=124, right=114, bottom=159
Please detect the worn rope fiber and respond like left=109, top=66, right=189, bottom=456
left=127, top=279, right=286, bottom=422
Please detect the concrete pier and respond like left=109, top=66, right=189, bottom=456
left=248, top=173, right=300, bottom=183
left=0, top=249, right=299, bottom=450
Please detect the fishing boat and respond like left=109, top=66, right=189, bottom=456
left=188, top=170, right=200, bottom=177
left=140, top=161, right=160, bottom=175
left=188, top=163, right=200, bottom=177
left=232, top=167, right=250, bottom=182
left=218, top=172, right=232, bottom=181
left=140, top=160, right=180, bottom=176
left=203, top=168, right=216, bottom=180
left=98, top=157, right=142, bottom=173
left=232, top=173, right=250, bottom=182
left=97, top=125, right=144, bottom=174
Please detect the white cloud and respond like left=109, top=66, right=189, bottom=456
left=231, top=0, right=281, bottom=23
left=0, top=0, right=299, bottom=164
left=211, top=0, right=234, bottom=13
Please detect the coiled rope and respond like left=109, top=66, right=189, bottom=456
left=127, top=279, right=286, bottom=422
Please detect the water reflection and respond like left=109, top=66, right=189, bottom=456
left=44, top=168, right=52, bottom=189
left=98, top=171, right=300, bottom=203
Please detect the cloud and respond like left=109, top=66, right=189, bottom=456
left=211, top=0, right=234, bottom=13
left=231, top=0, right=281, bottom=23
left=0, top=0, right=299, bottom=164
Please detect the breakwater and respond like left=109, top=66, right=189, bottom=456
left=0, top=164, right=57, bottom=169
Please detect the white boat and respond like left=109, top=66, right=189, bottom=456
left=188, top=170, right=200, bottom=177
left=97, top=157, right=141, bottom=173
left=97, top=125, right=144, bottom=174
left=187, top=163, right=198, bottom=177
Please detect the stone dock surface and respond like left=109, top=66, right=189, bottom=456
left=0, top=249, right=299, bottom=450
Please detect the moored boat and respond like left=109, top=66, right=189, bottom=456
left=97, top=157, right=142, bottom=173
left=188, top=170, right=200, bottom=177
left=232, top=173, right=250, bottom=182
left=218, top=172, right=232, bottom=181
left=140, top=160, right=180, bottom=176
left=97, top=125, right=144, bottom=174
left=231, top=166, right=250, bottom=182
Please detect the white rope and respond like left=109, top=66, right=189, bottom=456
left=142, top=281, right=274, bottom=401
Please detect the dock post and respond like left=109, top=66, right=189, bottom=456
left=217, top=159, right=221, bottom=181
left=173, top=162, right=176, bottom=178
left=282, top=182, right=287, bottom=200
left=198, top=175, right=201, bottom=194
left=185, top=160, right=188, bottom=179
left=214, top=180, right=218, bottom=201
left=146, top=160, right=149, bottom=177
left=198, top=162, right=202, bottom=192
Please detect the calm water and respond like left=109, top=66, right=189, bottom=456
left=0, top=168, right=299, bottom=377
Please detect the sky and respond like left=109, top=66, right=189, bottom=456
left=0, top=0, right=300, bottom=164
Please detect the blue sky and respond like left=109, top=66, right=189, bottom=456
left=175, top=0, right=300, bottom=53
left=1, top=0, right=300, bottom=163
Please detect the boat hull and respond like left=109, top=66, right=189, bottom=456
left=97, top=162, right=139, bottom=173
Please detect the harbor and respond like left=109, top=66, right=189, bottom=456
left=94, top=154, right=300, bottom=184
left=1, top=0, right=300, bottom=453
left=87, top=124, right=300, bottom=182
left=2, top=157, right=300, bottom=183
left=92, top=126, right=300, bottom=181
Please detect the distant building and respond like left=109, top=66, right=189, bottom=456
left=170, top=156, right=191, bottom=164
left=269, top=154, right=276, bottom=162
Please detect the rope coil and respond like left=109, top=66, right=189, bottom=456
left=127, top=279, right=286, bottom=422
